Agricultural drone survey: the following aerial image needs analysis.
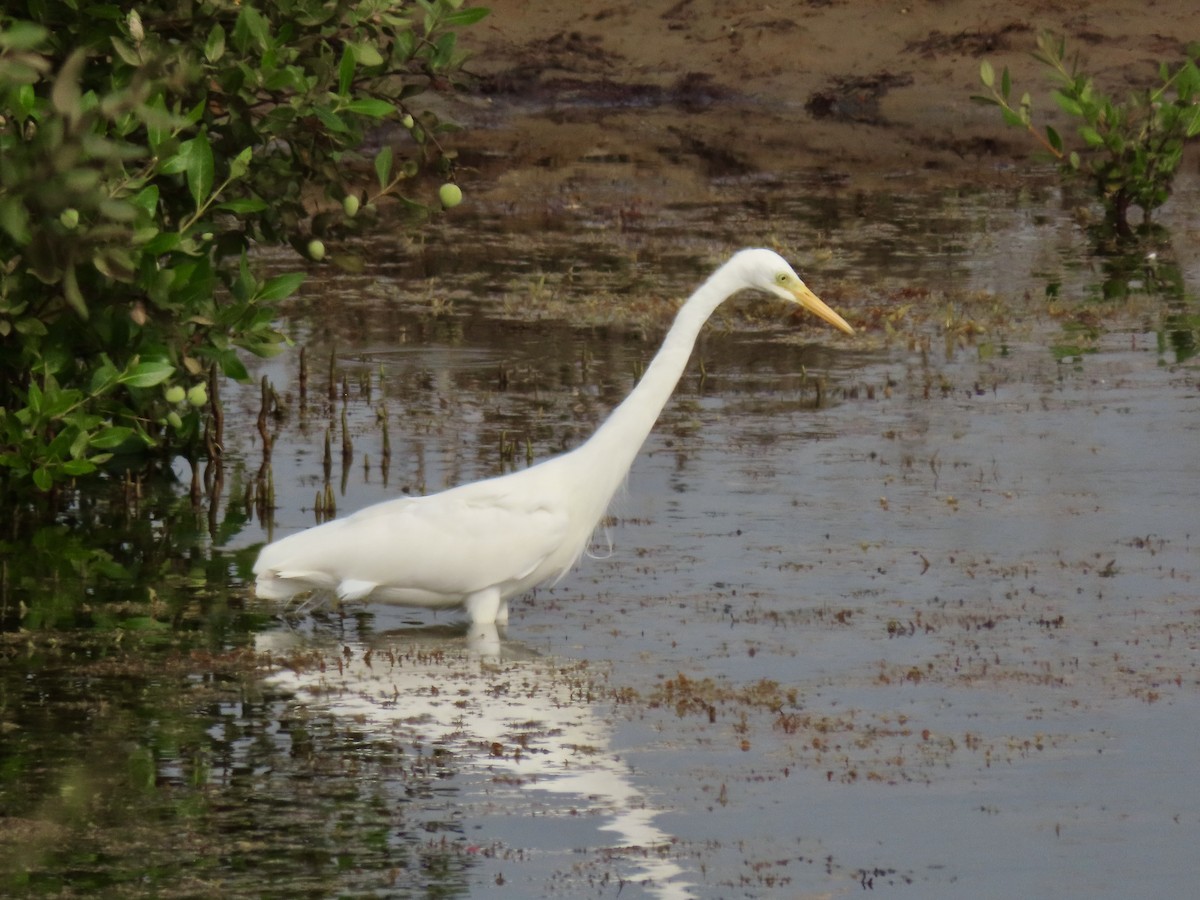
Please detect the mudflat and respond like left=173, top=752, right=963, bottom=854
left=449, top=0, right=1197, bottom=197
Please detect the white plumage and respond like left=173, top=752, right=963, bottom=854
left=254, top=248, right=854, bottom=624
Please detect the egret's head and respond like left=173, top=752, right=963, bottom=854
left=738, top=248, right=854, bottom=335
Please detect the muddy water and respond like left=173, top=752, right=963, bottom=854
left=3, top=161, right=1199, bottom=897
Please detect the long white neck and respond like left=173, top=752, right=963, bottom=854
left=562, top=261, right=739, bottom=519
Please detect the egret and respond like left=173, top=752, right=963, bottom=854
left=254, top=248, right=854, bottom=625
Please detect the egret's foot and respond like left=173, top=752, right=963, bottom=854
left=466, top=622, right=502, bottom=658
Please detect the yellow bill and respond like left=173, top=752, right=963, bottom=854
left=791, top=284, right=854, bottom=335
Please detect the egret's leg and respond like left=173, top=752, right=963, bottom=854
left=464, top=588, right=502, bottom=625
left=496, top=598, right=510, bottom=625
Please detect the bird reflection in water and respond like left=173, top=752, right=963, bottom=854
left=259, top=621, right=696, bottom=898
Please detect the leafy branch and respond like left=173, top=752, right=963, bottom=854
left=974, top=32, right=1200, bottom=233
left=0, top=2, right=490, bottom=494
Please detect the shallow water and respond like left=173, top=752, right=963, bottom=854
left=2, top=159, right=1198, bottom=897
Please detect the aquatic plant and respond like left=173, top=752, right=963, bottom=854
left=974, top=32, right=1200, bottom=234
left=0, top=1, right=487, bottom=492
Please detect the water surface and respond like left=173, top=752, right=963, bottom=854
left=2, top=162, right=1198, bottom=897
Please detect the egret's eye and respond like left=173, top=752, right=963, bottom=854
left=775, top=272, right=791, bottom=285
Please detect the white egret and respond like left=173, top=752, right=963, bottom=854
left=254, top=248, right=854, bottom=624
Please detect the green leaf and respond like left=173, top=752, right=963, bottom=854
left=314, top=106, right=348, bottom=133
left=205, top=23, right=226, bottom=62
left=1053, top=91, right=1084, bottom=116
left=121, top=360, right=175, bottom=388
left=979, top=60, right=995, bottom=88
left=60, top=459, right=97, bottom=476
left=184, top=133, right=215, bottom=209
left=68, top=428, right=90, bottom=460
left=1045, top=125, right=1063, bottom=153
left=214, top=349, right=250, bottom=381
left=239, top=335, right=289, bottom=358
left=1001, top=108, right=1024, bottom=128
left=33, top=467, right=53, bottom=491
left=396, top=29, right=415, bottom=61
left=141, top=232, right=182, bottom=254
left=338, top=46, right=356, bottom=96
left=89, top=359, right=121, bottom=394
left=375, top=146, right=394, bottom=189
left=345, top=98, right=397, bottom=118
left=0, top=21, right=49, bottom=51
left=257, top=272, right=306, bottom=302
left=16, top=83, right=35, bottom=118
left=51, top=49, right=88, bottom=122
left=100, top=199, right=139, bottom=222
left=1079, top=125, right=1104, bottom=147
left=350, top=42, right=385, bottom=67
left=14, top=318, right=48, bottom=337
left=1183, top=105, right=1200, bottom=138
left=232, top=254, right=256, bottom=303
left=228, top=146, right=253, bottom=179
left=132, top=184, right=160, bottom=215
left=431, top=32, right=457, bottom=69
left=158, top=147, right=188, bottom=175
left=27, top=380, right=44, bottom=415
left=233, top=5, right=271, bottom=53
left=0, top=197, right=30, bottom=244
left=1000, top=66, right=1011, bottom=101
left=184, top=97, right=206, bottom=125
left=144, top=93, right=171, bottom=152
left=444, top=6, right=491, bottom=27
left=92, top=247, right=137, bottom=282
left=110, top=37, right=141, bottom=67
left=63, top=266, right=88, bottom=319
left=263, top=67, right=305, bottom=92
left=90, top=426, right=136, bottom=449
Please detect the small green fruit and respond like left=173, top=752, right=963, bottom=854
left=342, top=195, right=360, bottom=217
left=438, top=183, right=463, bottom=209
left=59, top=208, right=80, bottom=229
left=401, top=114, right=415, bottom=129
left=186, top=383, right=208, bottom=407
left=164, top=385, right=186, bottom=404
left=166, top=411, right=183, bottom=430
left=307, top=238, right=326, bottom=260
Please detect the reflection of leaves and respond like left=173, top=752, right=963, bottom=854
left=2, top=466, right=258, bottom=632
left=1161, top=311, right=1199, bottom=363
left=12, top=526, right=128, bottom=629
left=1051, top=344, right=1097, bottom=362
left=210, top=496, right=251, bottom=547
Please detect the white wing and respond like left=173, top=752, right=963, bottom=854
left=254, top=475, right=571, bottom=602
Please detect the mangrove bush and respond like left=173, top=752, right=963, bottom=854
left=975, top=32, right=1200, bottom=234
left=0, top=1, right=487, bottom=492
